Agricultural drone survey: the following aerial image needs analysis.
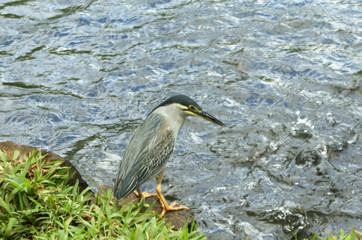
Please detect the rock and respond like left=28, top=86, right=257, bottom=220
left=98, top=182, right=196, bottom=231
left=0, top=141, right=196, bottom=231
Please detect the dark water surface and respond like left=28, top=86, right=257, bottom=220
left=1, top=0, right=361, bottom=239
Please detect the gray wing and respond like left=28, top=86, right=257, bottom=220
left=114, top=113, right=175, bottom=198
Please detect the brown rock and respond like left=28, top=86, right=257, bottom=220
left=98, top=182, right=196, bottom=231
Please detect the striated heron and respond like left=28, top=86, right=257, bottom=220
left=114, top=94, right=225, bottom=216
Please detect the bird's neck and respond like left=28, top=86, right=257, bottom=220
left=151, top=106, right=186, bottom=136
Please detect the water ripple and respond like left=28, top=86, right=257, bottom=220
left=0, top=0, right=361, bottom=238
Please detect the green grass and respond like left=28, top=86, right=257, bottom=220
left=0, top=150, right=206, bottom=240
left=297, top=228, right=362, bottom=240
left=295, top=227, right=362, bottom=240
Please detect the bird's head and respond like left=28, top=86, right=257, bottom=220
left=151, top=94, right=226, bottom=127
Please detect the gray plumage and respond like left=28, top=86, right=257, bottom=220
left=113, top=95, right=225, bottom=204
left=114, top=112, right=176, bottom=198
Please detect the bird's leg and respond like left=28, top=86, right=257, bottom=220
left=156, top=169, right=190, bottom=217
left=133, top=188, right=159, bottom=207
left=133, top=187, right=158, bottom=199
left=131, top=188, right=158, bottom=208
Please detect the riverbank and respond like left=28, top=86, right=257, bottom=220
left=0, top=142, right=205, bottom=239
left=0, top=142, right=360, bottom=239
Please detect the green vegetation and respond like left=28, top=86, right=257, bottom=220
left=298, top=228, right=362, bottom=240
left=0, top=150, right=206, bottom=240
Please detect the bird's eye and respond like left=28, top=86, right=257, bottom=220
left=189, top=105, right=198, bottom=111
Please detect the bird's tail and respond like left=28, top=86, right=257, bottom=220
left=113, top=173, right=138, bottom=199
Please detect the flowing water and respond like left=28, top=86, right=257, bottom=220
left=1, top=0, right=361, bottom=239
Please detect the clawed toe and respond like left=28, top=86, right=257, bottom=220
left=159, top=202, right=190, bottom=217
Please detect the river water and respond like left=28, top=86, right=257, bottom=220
left=1, top=0, right=361, bottom=239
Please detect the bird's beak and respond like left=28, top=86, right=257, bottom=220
left=192, top=110, right=226, bottom=127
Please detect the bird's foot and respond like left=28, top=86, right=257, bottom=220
left=133, top=190, right=159, bottom=207
left=159, top=202, right=190, bottom=217
left=133, top=191, right=158, bottom=199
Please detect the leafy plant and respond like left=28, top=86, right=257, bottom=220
left=0, top=150, right=206, bottom=239
left=297, top=227, right=362, bottom=240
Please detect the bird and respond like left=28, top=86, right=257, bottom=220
left=114, top=94, right=226, bottom=217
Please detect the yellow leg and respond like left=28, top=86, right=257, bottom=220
left=133, top=187, right=159, bottom=205
left=156, top=169, right=190, bottom=217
